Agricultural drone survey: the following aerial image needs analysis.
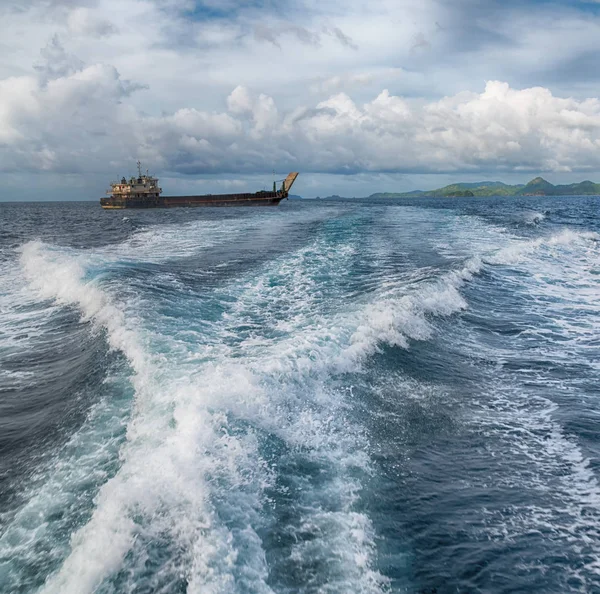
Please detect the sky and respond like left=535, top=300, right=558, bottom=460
left=2, top=0, right=600, bottom=199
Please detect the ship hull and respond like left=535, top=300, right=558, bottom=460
left=100, top=192, right=285, bottom=209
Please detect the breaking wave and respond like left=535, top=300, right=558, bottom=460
left=15, top=237, right=391, bottom=593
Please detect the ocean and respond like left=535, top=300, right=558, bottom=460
left=0, top=195, right=598, bottom=594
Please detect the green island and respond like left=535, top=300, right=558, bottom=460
left=368, top=177, right=600, bottom=199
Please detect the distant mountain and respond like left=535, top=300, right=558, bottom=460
left=516, top=177, right=555, bottom=195
left=514, top=177, right=600, bottom=196
left=370, top=177, right=600, bottom=198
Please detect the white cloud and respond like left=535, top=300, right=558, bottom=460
left=226, top=85, right=253, bottom=115
left=3, top=48, right=600, bottom=181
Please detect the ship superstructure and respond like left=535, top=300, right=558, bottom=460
left=100, top=164, right=298, bottom=209
left=103, top=161, right=162, bottom=208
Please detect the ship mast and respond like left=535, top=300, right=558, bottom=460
left=137, top=160, right=142, bottom=178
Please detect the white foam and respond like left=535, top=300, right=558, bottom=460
left=214, top=211, right=484, bottom=381
left=17, top=242, right=236, bottom=593
left=0, top=257, right=59, bottom=350
left=182, top=215, right=599, bottom=589
left=474, top=384, right=600, bottom=587
left=16, top=236, right=387, bottom=593
left=13, top=210, right=598, bottom=592
left=343, top=256, right=482, bottom=367
left=453, top=224, right=600, bottom=586
left=487, top=228, right=599, bottom=266
left=0, top=386, right=131, bottom=591
left=96, top=206, right=342, bottom=267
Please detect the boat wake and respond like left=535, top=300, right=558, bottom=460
left=1, top=200, right=598, bottom=594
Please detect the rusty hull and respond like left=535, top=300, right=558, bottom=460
left=100, top=172, right=299, bottom=209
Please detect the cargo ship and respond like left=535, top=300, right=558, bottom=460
left=100, top=162, right=299, bottom=209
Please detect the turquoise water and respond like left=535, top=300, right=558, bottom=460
left=0, top=196, right=599, bottom=593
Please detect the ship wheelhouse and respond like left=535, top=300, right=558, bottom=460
left=107, top=161, right=162, bottom=202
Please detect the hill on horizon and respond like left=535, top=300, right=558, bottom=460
left=368, top=177, right=600, bottom=199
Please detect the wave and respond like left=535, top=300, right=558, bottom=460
left=486, top=229, right=599, bottom=266
left=19, top=240, right=284, bottom=594
left=16, top=242, right=161, bottom=594
left=337, top=256, right=481, bottom=370
left=0, top=257, right=61, bottom=355
left=522, top=210, right=547, bottom=226
left=470, top=369, right=600, bottom=588
left=6, top=216, right=599, bottom=593
left=15, top=239, right=388, bottom=593
left=453, top=222, right=600, bottom=587
left=0, top=251, right=111, bottom=488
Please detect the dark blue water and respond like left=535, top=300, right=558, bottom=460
left=0, top=196, right=598, bottom=593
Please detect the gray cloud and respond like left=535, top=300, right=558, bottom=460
left=253, top=23, right=321, bottom=48
left=253, top=23, right=282, bottom=48
left=34, top=35, right=84, bottom=82
left=292, top=106, right=338, bottom=122
left=254, top=22, right=357, bottom=50
left=2, top=0, right=98, bottom=14
left=288, top=25, right=321, bottom=46
left=327, top=27, right=358, bottom=50
left=410, top=32, right=430, bottom=54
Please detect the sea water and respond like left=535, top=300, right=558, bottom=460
left=0, top=196, right=599, bottom=593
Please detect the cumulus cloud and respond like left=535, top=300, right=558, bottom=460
left=0, top=60, right=148, bottom=172
left=5, top=0, right=600, bottom=121
left=3, top=55, right=600, bottom=179
left=226, top=85, right=253, bottom=115
left=3, top=0, right=600, bottom=195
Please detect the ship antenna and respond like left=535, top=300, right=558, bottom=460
left=137, top=160, right=142, bottom=177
